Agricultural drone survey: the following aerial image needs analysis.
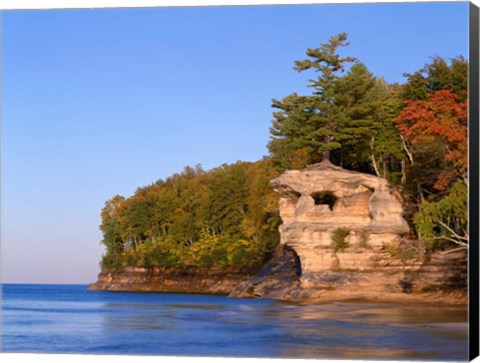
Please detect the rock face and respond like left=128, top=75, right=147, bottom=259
left=234, top=161, right=466, bottom=304
left=88, top=266, right=253, bottom=294
left=230, top=245, right=301, bottom=299
left=270, top=160, right=409, bottom=287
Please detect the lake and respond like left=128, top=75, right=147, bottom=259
left=1, top=284, right=468, bottom=360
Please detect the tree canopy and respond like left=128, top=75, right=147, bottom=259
left=100, top=160, right=280, bottom=270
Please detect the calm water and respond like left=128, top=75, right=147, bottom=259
left=1, top=284, right=468, bottom=360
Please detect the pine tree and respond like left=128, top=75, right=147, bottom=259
left=269, top=33, right=358, bottom=167
left=269, top=35, right=399, bottom=174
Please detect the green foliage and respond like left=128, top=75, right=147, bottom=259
left=382, top=239, right=425, bottom=264
left=269, top=33, right=359, bottom=167
left=268, top=35, right=406, bottom=179
left=358, top=229, right=370, bottom=248
left=100, top=251, right=122, bottom=270
left=331, top=228, right=350, bottom=252
left=268, top=41, right=468, bottom=209
left=402, top=56, right=468, bottom=102
left=99, top=160, right=280, bottom=270
left=414, top=180, right=468, bottom=248
left=125, top=248, right=141, bottom=266
left=394, top=56, right=468, bottom=245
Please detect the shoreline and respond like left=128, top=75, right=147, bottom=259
left=89, top=286, right=468, bottom=307
left=87, top=265, right=256, bottom=295
left=88, top=266, right=468, bottom=307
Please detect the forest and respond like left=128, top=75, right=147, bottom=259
left=99, top=33, right=468, bottom=271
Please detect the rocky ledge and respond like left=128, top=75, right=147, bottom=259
left=88, top=266, right=253, bottom=294
left=230, top=245, right=467, bottom=305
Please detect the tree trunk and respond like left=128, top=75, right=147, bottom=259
left=322, top=149, right=331, bottom=162
left=370, top=138, right=381, bottom=177
left=400, top=135, right=414, bottom=165
left=401, top=160, right=407, bottom=185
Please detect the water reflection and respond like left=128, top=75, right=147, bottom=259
left=96, top=298, right=467, bottom=360
left=3, top=285, right=468, bottom=360
left=254, top=302, right=468, bottom=360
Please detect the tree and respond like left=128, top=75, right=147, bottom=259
left=242, top=159, right=281, bottom=259
left=414, top=180, right=468, bottom=250
left=402, top=56, right=468, bottom=102
left=268, top=35, right=406, bottom=177
left=98, top=160, right=282, bottom=270
left=367, top=81, right=406, bottom=182
left=396, top=56, right=468, bottom=214
left=99, top=195, right=126, bottom=269
left=394, top=90, right=467, bottom=191
left=269, top=33, right=358, bottom=166
left=332, top=63, right=388, bottom=171
left=124, top=194, right=154, bottom=248
left=293, top=33, right=359, bottom=162
left=269, top=93, right=320, bottom=169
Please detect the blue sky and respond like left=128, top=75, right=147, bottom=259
left=1, top=2, right=469, bottom=283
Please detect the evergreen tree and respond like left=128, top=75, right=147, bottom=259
left=332, top=63, right=379, bottom=170
left=402, top=56, right=468, bottom=102
left=269, top=36, right=402, bottom=176
left=269, top=33, right=358, bottom=166
left=367, top=80, right=405, bottom=182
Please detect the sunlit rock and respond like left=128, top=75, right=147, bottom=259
left=270, top=160, right=410, bottom=286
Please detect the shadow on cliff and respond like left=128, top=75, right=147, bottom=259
left=229, top=245, right=302, bottom=299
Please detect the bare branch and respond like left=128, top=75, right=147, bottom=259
left=437, top=220, right=469, bottom=241
left=400, top=135, right=414, bottom=165
left=440, top=246, right=468, bottom=254
left=370, top=137, right=381, bottom=177
left=430, top=236, right=469, bottom=247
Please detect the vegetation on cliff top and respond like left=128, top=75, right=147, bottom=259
left=100, top=160, right=280, bottom=269
left=99, top=33, right=468, bottom=271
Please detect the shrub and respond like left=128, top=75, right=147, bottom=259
left=331, top=228, right=350, bottom=252
left=125, top=249, right=140, bottom=266
left=414, top=180, right=468, bottom=250
left=382, top=239, right=425, bottom=263
left=100, top=252, right=122, bottom=270
left=358, top=229, right=370, bottom=248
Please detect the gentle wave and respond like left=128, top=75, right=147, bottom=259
left=1, top=284, right=469, bottom=360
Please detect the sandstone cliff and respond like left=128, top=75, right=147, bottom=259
left=271, top=160, right=409, bottom=285
left=88, top=266, right=253, bottom=294
left=231, top=161, right=467, bottom=304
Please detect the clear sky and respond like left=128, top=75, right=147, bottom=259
left=1, top=2, right=469, bottom=284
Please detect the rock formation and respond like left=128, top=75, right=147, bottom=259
left=232, top=161, right=466, bottom=304
left=88, top=266, right=253, bottom=294
left=270, top=160, right=409, bottom=286
left=230, top=245, right=302, bottom=299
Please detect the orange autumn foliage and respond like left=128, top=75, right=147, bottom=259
left=394, top=90, right=467, bottom=190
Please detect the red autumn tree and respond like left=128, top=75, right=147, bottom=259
left=394, top=90, right=467, bottom=190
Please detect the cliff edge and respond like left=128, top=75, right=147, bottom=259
left=88, top=266, right=253, bottom=294
left=231, top=161, right=466, bottom=304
